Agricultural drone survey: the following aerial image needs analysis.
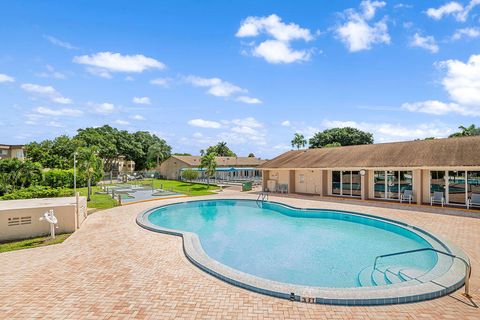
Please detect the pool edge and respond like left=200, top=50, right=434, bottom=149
left=135, top=198, right=469, bottom=306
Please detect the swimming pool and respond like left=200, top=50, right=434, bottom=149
left=137, top=199, right=468, bottom=305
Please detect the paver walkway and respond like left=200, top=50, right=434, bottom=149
left=1, top=191, right=479, bottom=319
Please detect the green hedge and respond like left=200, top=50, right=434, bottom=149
left=1, top=186, right=73, bottom=200
left=42, top=169, right=101, bottom=188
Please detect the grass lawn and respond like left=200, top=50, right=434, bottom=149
left=0, top=233, right=71, bottom=253
left=77, top=186, right=118, bottom=210
left=149, top=179, right=218, bottom=196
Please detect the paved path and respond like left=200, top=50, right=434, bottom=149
left=1, top=192, right=479, bottom=319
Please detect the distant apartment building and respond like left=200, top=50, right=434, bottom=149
left=0, top=144, right=25, bottom=160
left=111, top=155, right=135, bottom=173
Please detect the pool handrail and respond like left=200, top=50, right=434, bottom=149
left=373, top=247, right=471, bottom=297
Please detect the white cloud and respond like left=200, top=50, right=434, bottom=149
left=132, top=96, right=151, bottom=105
left=452, top=27, right=480, bottom=40
left=35, top=106, right=83, bottom=117
left=403, top=54, right=480, bottom=116
left=253, top=40, right=311, bottom=64
left=426, top=1, right=480, bottom=22
left=0, top=73, right=14, bottom=83
left=402, top=100, right=470, bottom=115
left=322, top=119, right=454, bottom=140
left=281, top=120, right=291, bottom=126
left=184, top=117, right=267, bottom=146
left=115, top=119, right=130, bottom=125
left=236, top=14, right=315, bottom=64
left=231, top=117, right=263, bottom=128
left=85, top=67, right=112, bottom=79
left=185, top=75, right=245, bottom=97
left=336, top=1, right=390, bottom=52
left=188, top=118, right=222, bottom=129
left=236, top=14, right=314, bottom=42
left=43, top=35, right=78, bottom=50
left=440, top=54, right=480, bottom=107
left=21, top=83, right=72, bottom=104
left=73, top=52, right=165, bottom=78
left=410, top=33, right=439, bottom=53
left=235, top=96, right=262, bottom=104
left=132, top=114, right=145, bottom=120
left=150, top=77, right=172, bottom=87
left=36, top=65, right=66, bottom=79
left=87, top=102, right=116, bottom=114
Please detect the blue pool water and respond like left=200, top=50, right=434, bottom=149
left=147, top=200, right=438, bottom=288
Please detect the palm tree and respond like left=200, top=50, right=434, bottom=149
left=77, top=147, right=103, bottom=201
left=148, top=143, right=167, bottom=168
left=291, top=133, right=307, bottom=149
left=199, top=152, right=217, bottom=186
left=449, top=124, right=480, bottom=137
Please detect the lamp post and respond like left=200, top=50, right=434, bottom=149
left=74, top=152, right=78, bottom=196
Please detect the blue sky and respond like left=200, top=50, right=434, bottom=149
left=1, top=0, right=479, bottom=158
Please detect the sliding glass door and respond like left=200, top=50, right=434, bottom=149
left=431, top=170, right=480, bottom=206
left=448, top=171, right=466, bottom=204
left=331, top=171, right=361, bottom=197
left=375, top=170, right=413, bottom=200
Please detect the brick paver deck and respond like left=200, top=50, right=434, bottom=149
left=1, top=191, right=479, bottom=319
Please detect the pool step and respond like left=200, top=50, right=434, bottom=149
left=357, top=265, right=418, bottom=287
left=384, top=266, right=405, bottom=284
left=398, top=268, right=425, bottom=281
left=357, top=266, right=375, bottom=286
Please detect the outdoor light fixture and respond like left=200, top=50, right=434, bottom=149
left=360, top=169, right=366, bottom=176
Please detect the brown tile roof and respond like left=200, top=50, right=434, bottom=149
left=171, top=155, right=266, bottom=167
left=260, top=136, right=480, bottom=169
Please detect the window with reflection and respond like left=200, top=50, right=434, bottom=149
left=430, top=171, right=446, bottom=196
left=342, top=171, right=352, bottom=196
left=448, top=171, right=466, bottom=204
left=351, top=171, right=362, bottom=197
left=468, top=171, right=480, bottom=199
left=332, top=171, right=341, bottom=195
left=386, top=171, right=399, bottom=199
left=374, top=171, right=385, bottom=198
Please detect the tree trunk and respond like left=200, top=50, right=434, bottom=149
left=87, top=177, right=91, bottom=201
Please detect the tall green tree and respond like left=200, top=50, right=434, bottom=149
left=291, top=133, right=307, bottom=149
left=0, top=158, right=42, bottom=195
left=147, top=141, right=171, bottom=169
left=199, top=152, right=217, bottom=186
left=449, top=124, right=480, bottom=138
left=309, top=127, right=374, bottom=148
left=205, top=142, right=236, bottom=157
left=77, top=147, right=103, bottom=201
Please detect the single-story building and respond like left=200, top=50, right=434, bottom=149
left=0, top=144, right=25, bottom=160
left=159, top=155, right=265, bottom=181
left=260, top=136, right=480, bottom=208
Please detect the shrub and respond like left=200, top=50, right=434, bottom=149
left=42, top=169, right=101, bottom=188
left=181, top=169, right=199, bottom=181
left=1, top=186, right=73, bottom=200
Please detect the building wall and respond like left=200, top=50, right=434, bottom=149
left=159, top=158, right=191, bottom=180
left=294, top=170, right=322, bottom=194
left=0, top=196, right=87, bottom=242
left=263, top=167, right=480, bottom=208
left=0, top=146, right=25, bottom=160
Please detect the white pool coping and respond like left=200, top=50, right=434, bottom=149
left=136, top=198, right=470, bottom=305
